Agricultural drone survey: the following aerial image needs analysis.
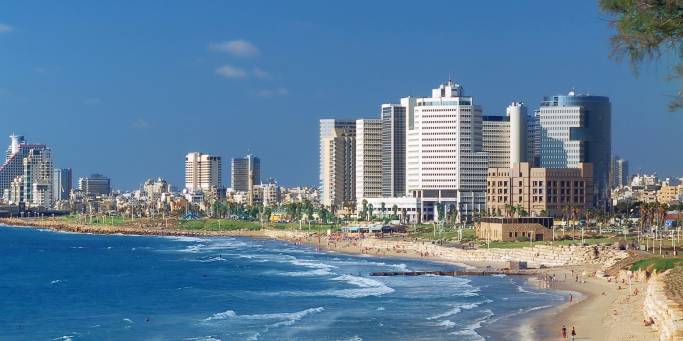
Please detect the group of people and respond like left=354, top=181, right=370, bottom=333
left=561, top=325, right=576, bottom=340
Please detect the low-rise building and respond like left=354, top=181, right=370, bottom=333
left=486, top=162, right=594, bottom=218
left=356, top=197, right=423, bottom=223
left=476, top=217, right=554, bottom=241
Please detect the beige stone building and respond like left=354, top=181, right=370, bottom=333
left=476, top=217, right=554, bottom=242
left=486, top=162, right=594, bottom=218
left=657, top=184, right=683, bottom=204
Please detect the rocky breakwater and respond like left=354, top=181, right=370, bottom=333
left=644, top=268, right=683, bottom=341
left=0, top=218, right=266, bottom=238
left=359, top=238, right=628, bottom=268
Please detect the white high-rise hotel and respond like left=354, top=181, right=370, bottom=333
left=185, top=152, right=222, bottom=192
left=406, top=81, right=488, bottom=221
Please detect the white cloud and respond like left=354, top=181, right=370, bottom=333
left=257, top=87, right=288, bottom=98
left=216, top=64, right=247, bottom=79
left=132, top=117, right=149, bottom=129
left=209, top=39, right=260, bottom=57
left=252, top=67, right=270, bottom=79
left=0, top=23, right=12, bottom=34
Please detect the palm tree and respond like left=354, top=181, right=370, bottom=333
left=361, top=199, right=368, bottom=221
left=367, top=204, right=374, bottom=221
left=571, top=206, right=579, bottom=241
left=380, top=202, right=386, bottom=220
left=392, top=204, right=398, bottom=220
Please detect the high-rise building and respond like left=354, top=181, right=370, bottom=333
left=319, top=119, right=356, bottom=210
left=78, top=174, right=111, bottom=196
left=355, top=119, right=382, bottom=200
left=405, top=81, right=488, bottom=221
left=185, top=152, right=222, bottom=192
left=9, top=147, right=54, bottom=207
left=610, top=156, right=629, bottom=188
left=52, top=168, right=72, bottom=202
left=527, top=109, right=541, bottom=166
left=538, top=91, right=611, bottom=209
left=1, top=135, right=48, bottom=194
left=381, top=103, right=406, bottom=197
left=231, top=154, right=261, bottom=192
left=482, top=115, right=510, bottom=169
left=1, top=135, right=53, bottom=206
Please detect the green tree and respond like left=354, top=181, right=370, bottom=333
left=601, top=0, right=683, bottom=110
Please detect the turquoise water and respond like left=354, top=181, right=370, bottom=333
left=0, top=226, right=563, bottom=340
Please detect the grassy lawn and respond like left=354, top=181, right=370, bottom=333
left=178, top=219, right=261, bottom=231
left=407, top=225, right=476, bottom=241
left=271, top=222, right=339, bottom=233
left=484, top=237, right=613, bottom=249
left=60, top=215, right=130, bottom=226
left=630, top=257, right=683, bottom=272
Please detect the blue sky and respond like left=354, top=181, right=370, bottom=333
left=1, top=1, right=681, bottom=190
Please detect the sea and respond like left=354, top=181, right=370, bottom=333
left=0, top=226, right=566, bottom=340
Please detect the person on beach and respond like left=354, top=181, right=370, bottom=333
left=569, top=294, right=573, bottom=304
left=571, top=326, right=576, bottom=340
left=561, top=325, right=567, bottom=339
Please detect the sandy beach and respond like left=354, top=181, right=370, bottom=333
left=0, top=218, right=658, bottom=340
left=533, top=265, right=656, bottom=341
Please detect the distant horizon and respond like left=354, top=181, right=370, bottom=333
left=1, top=1, right=682, bottom=189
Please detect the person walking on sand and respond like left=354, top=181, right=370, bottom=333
left=561, top=325, right=567, bottom=339
left=571, top=326, right=576, bottom=340
left=569, top=294, right=573, bottom=304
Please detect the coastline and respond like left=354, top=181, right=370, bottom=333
left=0, top=218, right=653, bottom=340
left=531, top=265, right=656, bottom=341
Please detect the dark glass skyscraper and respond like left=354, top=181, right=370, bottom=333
left=381, top=104, right=405, bottom=197
left=539, top=92, right=611, bottom=209
left=231, top=154, right=261, bottom=192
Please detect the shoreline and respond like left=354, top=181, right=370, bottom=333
left=0, top=218, right=652, bottom=340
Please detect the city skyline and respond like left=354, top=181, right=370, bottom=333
left=1, top=1, right=682, bottom=189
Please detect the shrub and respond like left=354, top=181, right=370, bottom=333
left=516, top=235, right=530, bottom=242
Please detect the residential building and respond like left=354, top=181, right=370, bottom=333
left=185, top=152, right=222, bottom=192
left=355, top=119, right=382, bottom=200
left=657, top=184, right=683, bottom=204
left=381, top=103, right=406, bottom=197
left=259, top=179, right=281, bottom=206
left=78, top=174, right=111, bottom=196
left=405, top=81, right=488, bottom=222
left=482, top=115, right=510, bottom=169
left=143, top=177, right=170, bottom=203
left=486, top=162, right=594, bottom=218
left=4, top=139, right=53, bottom=207
left=52, top=168, right=72, bottom=202
left=610, top=157, right=629, bottom=188
left=538, top=91, right=611, bottom=209
left=231, top=154, right=260, bottom=192
left=0, top=135, right=51, bottom=199
left=320, top=119, right=356, bottom=210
